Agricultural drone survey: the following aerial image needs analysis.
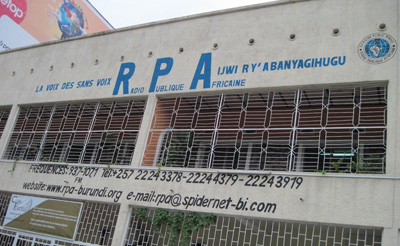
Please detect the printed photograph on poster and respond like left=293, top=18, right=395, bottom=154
left=3, top=194, right=83, bottom=240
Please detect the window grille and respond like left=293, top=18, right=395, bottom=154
left=74, top=202, right=120, bottom=245
left=0, top=107, right=11, bottom=139
left=0, top=192, right=11, bottom=226
left=4, top=99, right=146, bottom=165
left=1, top=233, right=53, bottom=246
left=143, top=85, right=387, bottom=173
left=0, top=192, right=120, bottom=246
left=0, top=229, right=16, bottom=246
left=124, top=207, right=382, bottom=246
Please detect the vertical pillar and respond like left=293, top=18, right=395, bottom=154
left=381, top=227, right=398, bottom=246
left=131, top=94, right=158, bottom=167
left=0, top=105, right=19, bottom=158
left=111, top=204, right=131, bottom=246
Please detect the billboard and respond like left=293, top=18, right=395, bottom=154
left=3, top=194, right=83, bottom=240
left=0, top=0, right=113, bottom=51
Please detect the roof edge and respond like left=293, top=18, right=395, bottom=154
left=0, top=0, right=310, bottom=55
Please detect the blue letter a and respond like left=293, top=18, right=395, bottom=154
left=190, top=53, right=212, bottom=90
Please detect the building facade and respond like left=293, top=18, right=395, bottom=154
left=0, top=0, right=398, bottom=245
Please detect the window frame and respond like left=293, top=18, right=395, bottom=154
left=143, top=85, right=387, bottom=174
left=3, top=99, right=147, bottom=165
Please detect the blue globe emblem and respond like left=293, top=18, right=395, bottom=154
left=364, top=38, right=390, bottom=58
left=358, top=33, right=397, bottom=64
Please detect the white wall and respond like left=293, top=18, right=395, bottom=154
left=0, top=0, right=398, bottom=245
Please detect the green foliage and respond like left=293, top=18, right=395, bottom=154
left=330, top=153, right=374, bottom=173
left=331, top=158, right=342, bottom=172
left=165, top=212, right=184, bottom=245
left=104, top=163, right=115, bottom=171
left=38, top=148, right=63, bottom=163
left=156, top=162, right=162, bottom=174
left=135, top=208, right=149, bottom=220
left=182, top=213, right=216, bottom=244
left=39, top=148, right=47, bottom=161
left=347, top=154, right=374, bottom=173
left=8, top=157, right=20, bottom=173
left=135, top=208, right=216, bottom=246
left=314, top=169, right=326, bottom=175
left=159, top=131, right=192, bottom=168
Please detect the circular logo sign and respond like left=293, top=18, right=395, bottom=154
left=358, top=33, right=397, bottom=64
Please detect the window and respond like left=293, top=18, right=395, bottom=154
left=0, top=107, right=11, bottom=139
left=0, top=191, right=120, bottom=246
left=124, top=207, right=382, bottom=245
left=143, top=85, right=386, bottom=173
left=4, top=99, right=146, bottom=165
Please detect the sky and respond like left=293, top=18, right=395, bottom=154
left=88, top=0, right=277, bottom=29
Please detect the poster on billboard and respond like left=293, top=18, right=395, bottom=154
left=0, top=0, right=113, bottom=51
left=3, top=194, right=83, bottom=240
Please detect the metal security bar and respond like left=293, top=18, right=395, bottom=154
left=124, top=207, right=382, bottom=246
left=143, top=85, right=387, bottom=173
left=4, top=233, right=53, bottom=246
left=0, top=229, right=16, bottom=246
left=3, top=100, right=146, bottom=165
left=0, top=192, right=11, bottom=226
left=74, top=202, right=120, bottom=245
left=0, top=228, right=98, bottom=246
left=0, top=192, right=120, bottom=246
left=0, top=107, right=11, bottom=139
